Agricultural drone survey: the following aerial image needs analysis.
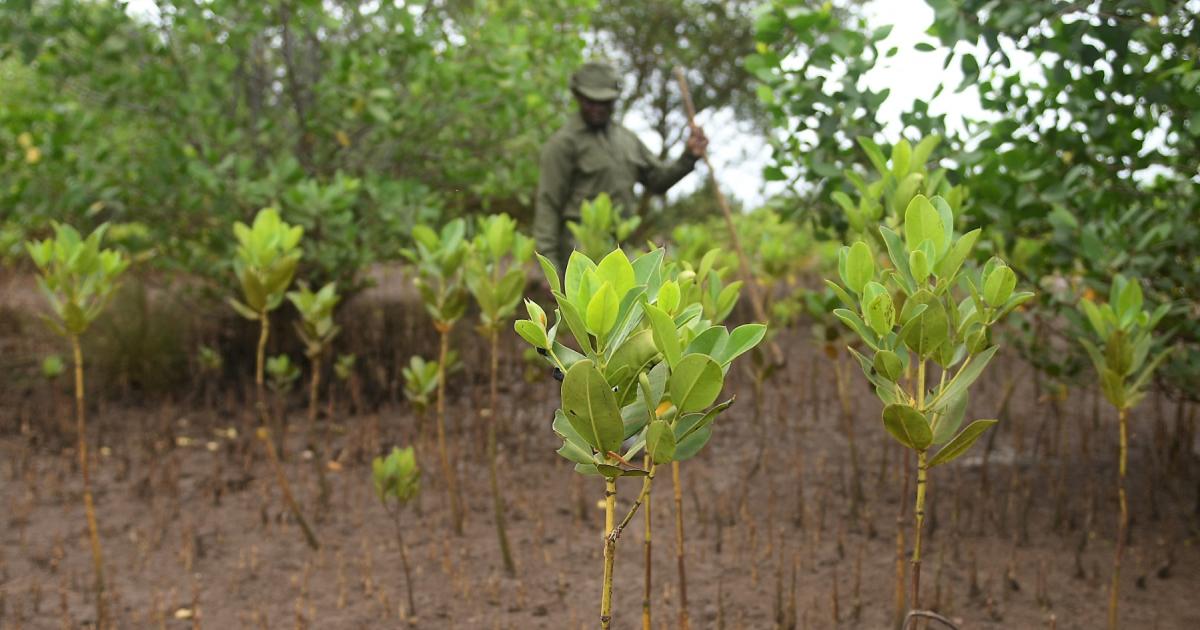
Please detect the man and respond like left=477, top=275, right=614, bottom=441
left=533, top=60, right=709, bottom=269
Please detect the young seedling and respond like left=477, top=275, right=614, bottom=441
left=41, top=354, right=66, bottom=437
left=197, top=344, right=223, bottom=410
left=228, top=207, right=319, bottom=550
left=287, top=282, right=341, bottom=437
left=515, top=247, right=765, bottom=629
left=404, top=218, right=469, bottom=536
left=287, top=282, right=342, bottom=514
left=827, top=194, right=1033, bottom=620
left=567, top=193, right=641, bottom=261
left=26, top=222, right=130, bottom=629
left=332, top=353, right=360, bottom=416
left=1077, top=275, right=1171, bottom=630
left=373, top=446, right=421, bottom=619
left=465, top=213, right=534, bottom=575
left=266, top=354, right=301, bottom=449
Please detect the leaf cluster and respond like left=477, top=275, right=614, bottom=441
left=372, top=446, right=420, bottom=505
left=404, top=219, right=469, bottom=328
left=1078, top=275, right=1172, bottom=411
left=515, top=247, right=766, bottom=477
left=829, top=194, right=1033, bottom=466
left=566, top=193, right=641, bottom=262
left=287, top=281, right=342, bottom=359
left=465, top=213, right=534, bottom=331
left=228, top=208, right=304, bottom=320
left=25, top=222, right=129, bottom=337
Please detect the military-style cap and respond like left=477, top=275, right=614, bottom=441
left=570, top=61, right=620, bottom=101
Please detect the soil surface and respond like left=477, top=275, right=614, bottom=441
left=2, top=305, right=1199, bottom=629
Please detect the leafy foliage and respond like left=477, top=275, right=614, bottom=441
left=372, top=446, right=420, bottom=505
left=566, top=194, right=641, bottom=262
left=1077, top=275, right=1172, bottom=411
left=25, top=222, right=129, bottom=337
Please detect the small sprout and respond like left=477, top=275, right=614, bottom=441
left=266, top=354, right=300, bottom=393
left=334, top=353, right=357, bottom=381
left=41, top=354, right=65, bottom=380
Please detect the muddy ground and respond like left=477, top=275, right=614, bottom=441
left=1, top=267, right=1198, bottom=629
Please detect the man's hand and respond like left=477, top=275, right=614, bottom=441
left=685, top=125, right=709, bottom=159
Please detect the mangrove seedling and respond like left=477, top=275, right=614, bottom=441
left=1077, top=274, right=1172, bottom=630
left=567, top=193, right=641, bottom=261
left=288, top=281, right=342, bottom=514
left=332, top=353, right=360, bottom=416
left=465, top=212, right=534, bottom=575
left=228, top=207, right=319, bottom=550
left=404, top=218, right=469, bottom=536
left=26, top=222, right=129, bottom=629
left=197, top=344, right=223, bottom=409
left=373, top=446, right=421, bottom=617
left=828, top=194, right=1033, bottom=620
left=515, top=247, right=765, bottom=629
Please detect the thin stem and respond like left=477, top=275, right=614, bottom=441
left=487, top=328, right=515, bottom=575
left=601, top=477, right=617, bottom=629
left=912, top=450, right=928, bottom=614
left=1108, top=406, right=1129, bottom=630
left=435, top=326, right=464, bottom=536
left=255, top=313, right=319, bottom=551
left=672, top=461, right=691, bottom=629
left=73, top=335, right=107, bottom=629
left=307, top=348, right=331, bottom=516
left=386, top=503, right=417, bottom=617
left=643, top=453, right=653, bottom=630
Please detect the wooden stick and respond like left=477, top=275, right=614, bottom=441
left=673, top=67, right=783, bottom=364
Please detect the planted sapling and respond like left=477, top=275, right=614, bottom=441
left=566, top=192, right=641, bottom=261
left=465, top=212, right=534, bottom=575
left=287, top=282, right=341, bottom=437
left=373, top=446, right=421, bottom=618
left=514, top=247, right=765, bottom=628
left=827, top=194, right=1033, bottom=621
left=228, top=207, right=319, bottom=550
left=404, top=218, right=469, bottom=536
left=26, top=222, right=130, bottom=629
left=1077, top=274, right=1172, bottom=630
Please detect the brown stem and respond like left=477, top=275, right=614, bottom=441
left=307, top=349, right=330, bottom=516
left=487, top=328, right=515, bottom=574
left=912, top=451, right=929, bottom=616
left=835, top=355, right=864, bottom=515
left=672, top=461, right=690, bottom=629
left=435, top=327, right=464, bottom=535
left=1108, top=407, right=1129, bottom=630
left=255, top=313, right=319, bottom=551
left=643, top=454, right=652, bottom=630
left=73, top=335, right=108, bottom=629
left=386, top=504, right=417, bottom=616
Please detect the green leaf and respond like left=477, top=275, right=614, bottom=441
left=514, top=319, right=549, bottom=349
left=560, top=360, right=624, bottom=455
left=228, top=297, right=261, bottom=321
left=904, top=195, right=946, bottom=256
left=932, top=387, right=968, bottom=445
left=645, top=420, right=676, bottom=464
left=843, top=241, right=874, bottom=294
left=934, top=228, right=980, bottom=281
left=929, top=345, right=998, bottom=412
left=553, top=409, right=597, bottom=465
left=717, top=324, right=767, bottom=365
left=929, top=419, right=997, bottom=467
left=982, top=265, right=1016, bottom=307
left=554, top=293, right=594, bottom=355
left=673, top=426, right=712, bottom=461
left=882, top=403, right=933, bottom=451
left=536, top=253, right=562, bottom=294
left=586, top=282, right=620, bottom=337
left=645, top=303, right=682, bottom=368
left=873, top=349, right=903, bottom=382
left=668, top=354, right=724, bottom=413
left=596, top=249, right=636, bottom=297
left=673, top=398, right=733, bottom=442
left=900, top=290, right=948, bottom=358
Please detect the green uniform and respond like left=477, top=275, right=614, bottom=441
left=533, top=113, right=699, bottom=269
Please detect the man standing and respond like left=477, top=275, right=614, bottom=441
left=533, top=60, right=709, bottom=269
